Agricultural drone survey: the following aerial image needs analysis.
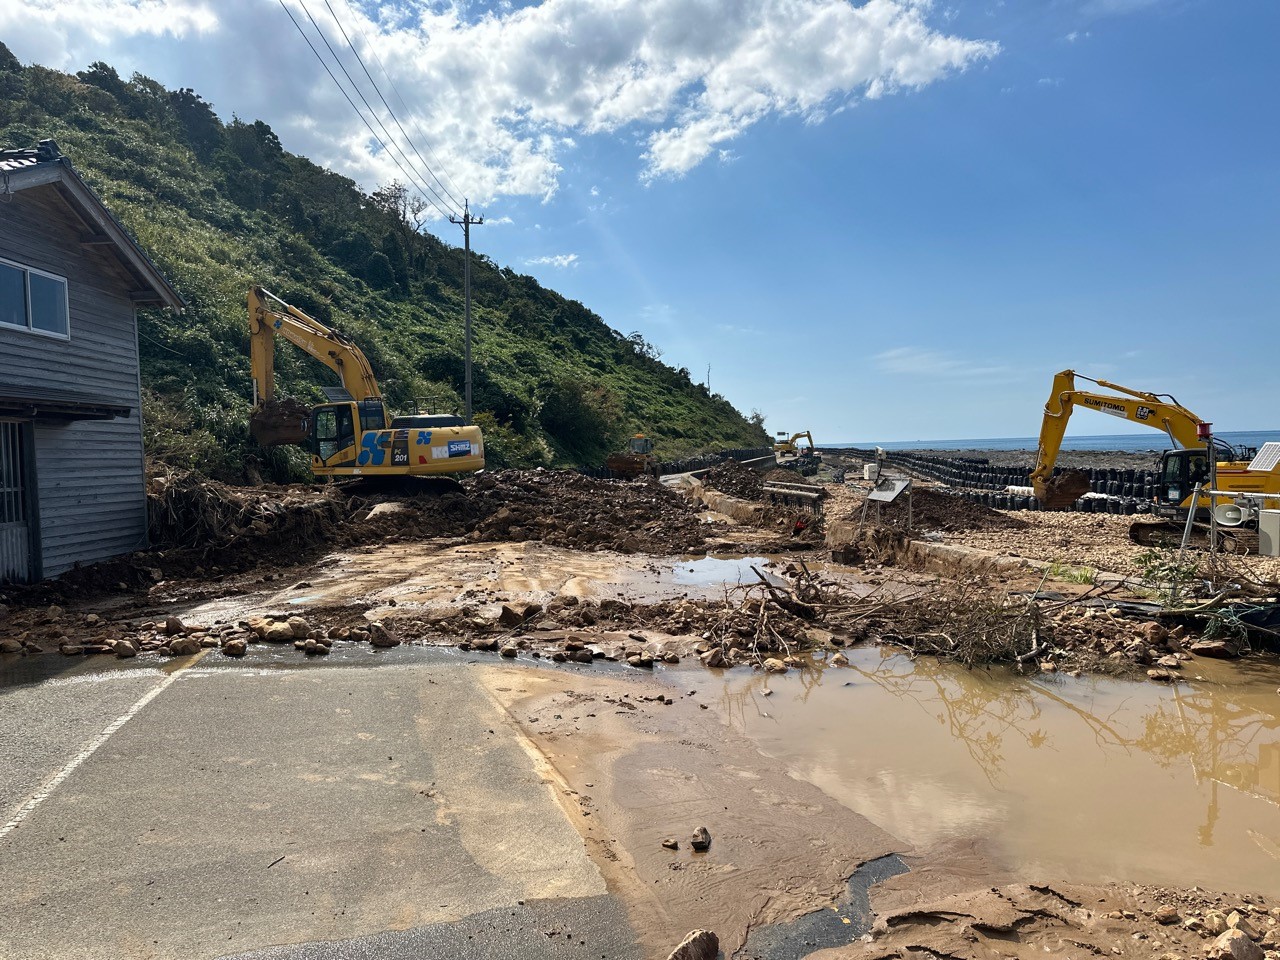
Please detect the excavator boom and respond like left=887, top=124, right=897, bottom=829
left=1030, top=370, right=1209, bottom=507
left=249, top=286, right=382, bottom=407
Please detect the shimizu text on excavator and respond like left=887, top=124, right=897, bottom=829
left=1029, top=369, right=1280, bottom=548
left=247, top=286, right=484, bottom=479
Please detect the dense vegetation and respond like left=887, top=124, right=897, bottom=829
left=0, top=46, right=767, bottom=480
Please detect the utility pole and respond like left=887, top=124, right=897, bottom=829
left=450, top=200, right=484, bottom=421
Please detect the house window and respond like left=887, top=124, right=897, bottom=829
left=0, top=259, right=69, bottom=339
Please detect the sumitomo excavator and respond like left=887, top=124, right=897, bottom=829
left=1030, top=370, right=1279, bottom=546
left=247, top=286, right=484, bottom=478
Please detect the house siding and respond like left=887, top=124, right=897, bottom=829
left=0, top=186, right=147, bottom=578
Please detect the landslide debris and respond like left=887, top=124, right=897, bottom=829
left=702, top=460, right=765, bottom=500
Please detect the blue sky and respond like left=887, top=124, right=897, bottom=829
left=3, top=0, right=1276, bottom=442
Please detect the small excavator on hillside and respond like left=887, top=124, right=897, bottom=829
left=247, top=286, right=484, bottom=479
left=1030, top=369, right=1279, bottom=546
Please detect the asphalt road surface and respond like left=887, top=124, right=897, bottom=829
left=0, top=650, right=641, bottom=960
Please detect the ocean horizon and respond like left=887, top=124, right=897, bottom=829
left=819, top=430, right=1280, bottom=453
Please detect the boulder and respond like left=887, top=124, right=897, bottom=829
left=59, top=643, right=85, bottom=656
left=499, top=602, right=542, bottom=627
left=1212, top=929, right=1265, bottom=960
left=1206, top=913, right=1231, bottom=936
left=369, top=622, right=400, bottom=648
left=112, top=640, right=137, bottom=659
left=763, top=658, right=788, bottom=673
left=0, top=638, right=23, bottom=654
left=263, top=621, right=296, bottom=644
left=470, top=636, right=499, bottom=652
left=571, top=650, right=594, bottom=664
left=830, top=652, right=849, bottom=667
left=690, top=826, right=712, bottom=851
left=1191, top=639, right=1238, bottom=659
left=500, top=645, right=519, bottom=658
left=164, top=616, right=185, bottom=636
left=666, top=930, right=718, bottom=960
left=222, top=638, right=248, bottom=657
left=1229, top=912, right=1262, bottom=940
left=1154, top=905, right=1180, bottom=925
left=287, top=616, right=310, bottom=639
left=661, top=838, right=679, bottom=850
left=698, top=648, right=724, bottom=669
left=169, top=636, right=202, bottom=656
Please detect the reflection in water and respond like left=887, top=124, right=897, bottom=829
left=691, top=647, right=1280, bottom=896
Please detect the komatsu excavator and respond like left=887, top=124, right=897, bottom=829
left=247, top=286, right=484, bottom=478
left=1030, top=370, right=1279, bottom=546
left=774, top=431, right=816, bottom=458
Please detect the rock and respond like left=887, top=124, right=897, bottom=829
left=698, top=648, right=724, bottom=668
left=470, top=636, right=498, bottom=652
left=500, top=645, right=518, bottom=658
left=689, top=826, right=712, bottom=851
left=1230, top=913, right=1262, bottom=940
left=571, top=650, right=594, bottom=664
left=169, top=636, right=201, bottom=656
left=287, top=616, right=310, bottom=639
left=1212, top=929, right=1265, bottom=960
left=369, top=622, right=400, bottom=648
left=47, top=604, right=64, bottom=621
left=1191, top=639, right=1237, bottom=659
left=263, top=621, right=295, bottom=643
left=499, top=602, right=542, bottom=627
left=0, top=638, right=23, bottom=654
left=1156, top=655, right=1182, bottom=669
left=1141, top=621, right=1168, bottom=645
left=199, top=636, right=219, bottom=648
left=59, top=643, right=85, bottom=656
left=551, top=651, right=567, bottom=663
left=112, top=640, right=137, bottom=658
left=763, top=658, right=787, bottom=673
left=830, top=652, right=849, bottom=667
left=1206, top=913, right=1231, bottom=936
left=1155, top=905, right=1180, bottom=925
left=661, top=838, right=679, bottom=850
left=1147, top=668, right=1177, bottom=682
left=164, top=616, right=185, bottom=636
left=666, top=929, right=718, bottom=960
left=222, top=638, right=248, bottom=657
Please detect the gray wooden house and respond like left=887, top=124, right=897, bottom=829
left=0, top=139, right=184, bottom=583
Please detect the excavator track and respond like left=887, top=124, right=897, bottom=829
left=1128, top=519, right=1257, bottom=554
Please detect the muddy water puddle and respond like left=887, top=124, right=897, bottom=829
left=680, top=648, right=1280, bottom=897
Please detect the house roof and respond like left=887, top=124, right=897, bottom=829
left=0, top=140, right=185, bottom=310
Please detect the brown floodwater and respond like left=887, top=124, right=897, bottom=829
left=678, top=648, right=1280, bottom=897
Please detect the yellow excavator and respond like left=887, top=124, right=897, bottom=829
left=1031, top=370, right=1279, bottom=545
left=774, top=431, right=816, bottom=458
left=247, top=286, right=484, bottom=478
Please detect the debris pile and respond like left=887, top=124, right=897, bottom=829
left=701, top=460, right=766, bottom=501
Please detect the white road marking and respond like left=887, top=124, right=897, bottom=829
left=0, top=668, right=185, bottom=840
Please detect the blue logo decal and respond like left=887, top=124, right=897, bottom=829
left=358, top=432, right=387, bottom=466
left=447, top=440, right=471, bottom=458
left=416, top=431, right=432, bottom=445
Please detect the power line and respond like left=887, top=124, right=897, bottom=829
left=293, top=0, right=459, bottom=221
left=328, top=0, right=466, bottom=211
left=281, top=0, right=458, bottom=222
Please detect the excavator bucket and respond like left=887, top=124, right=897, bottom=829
left=250, top=398, right=312, bottom=448
left=1032, top=469, right=1092, bottom=509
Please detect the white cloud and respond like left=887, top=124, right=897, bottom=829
left=524, top=253, right=579, bottom=268
left=0, top=0, right=997, bottom=211
left=875, top=347, right=1012, bottom=379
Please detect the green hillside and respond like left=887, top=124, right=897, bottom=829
left=0, top=47, right=767, bottom=480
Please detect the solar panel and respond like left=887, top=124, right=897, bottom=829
left=1248, top=442, right=1280, bottom=472
left=867, top=477, right=912, bottom=503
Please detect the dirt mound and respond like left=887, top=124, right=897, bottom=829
left=870, top=488, right=1026, bottom=533
left=702, top=460, right=765, bottom=501
left=465, top=469, right=707, bottom=554
left=764, top=468, right=812, bottom=485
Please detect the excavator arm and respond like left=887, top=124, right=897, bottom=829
left=249, top=286, right=382, bottom=405
left=1031, top=370, right=1209, bottom=507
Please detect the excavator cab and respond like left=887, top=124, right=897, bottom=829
left=310, top=403, right=358, bottom=463
left=1155, top=450, right=1210, bottom=517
